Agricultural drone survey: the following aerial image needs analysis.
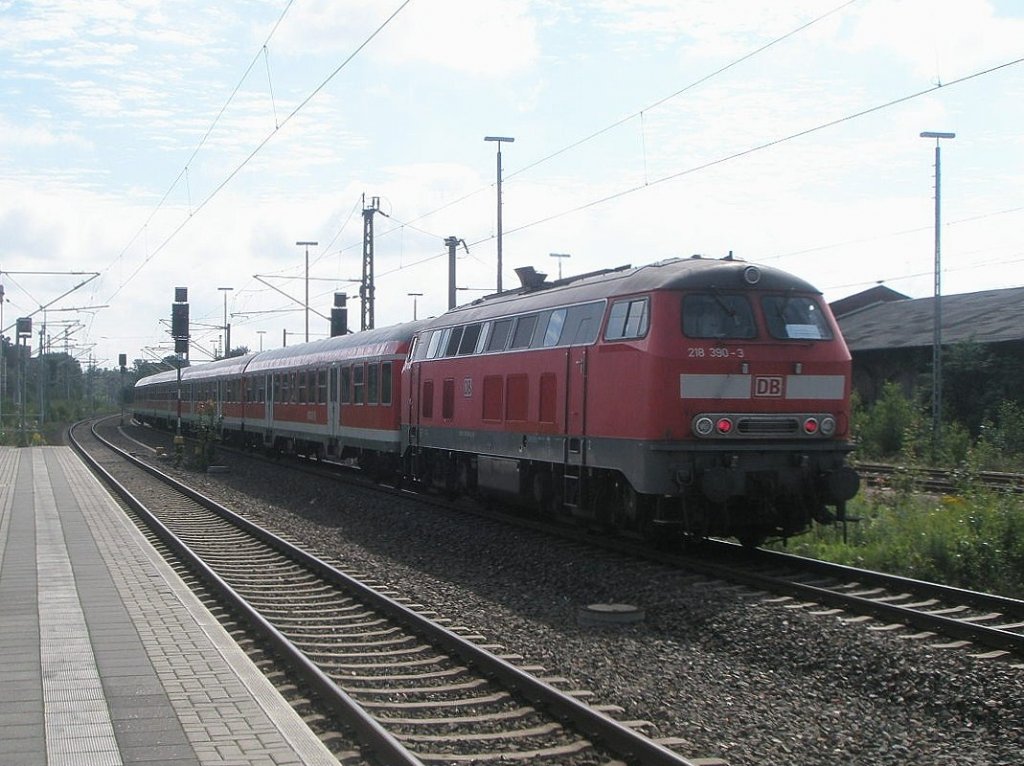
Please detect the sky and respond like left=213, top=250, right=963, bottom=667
left=1, top=0, right=1022, bottom=368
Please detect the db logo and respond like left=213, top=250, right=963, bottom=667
left=754, top=376, right=784, bottom=397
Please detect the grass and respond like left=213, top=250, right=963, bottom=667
left=771, top=486, right=1024, bottom=599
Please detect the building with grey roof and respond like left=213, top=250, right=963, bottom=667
left=833, top=286, right=1024, bottom=403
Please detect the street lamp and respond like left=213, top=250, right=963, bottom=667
left=217, top=286, right=233, bottom=358
left=549, top=252, right=571, bottom=280
left=920, top=130, right=955, bottom=452
left=407, top=292, right=423, bottom=320
left=297, top=241, right=318, bottom=343
left=484, top=136, right=514, bottom=293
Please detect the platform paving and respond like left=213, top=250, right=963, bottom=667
left=0, top=446, right=341, bottom=766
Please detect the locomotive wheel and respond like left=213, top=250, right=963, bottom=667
left=736, top=530, right=768, bottom=550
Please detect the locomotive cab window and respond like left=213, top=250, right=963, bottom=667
left=605, top=297, right=649, bottom=340
left=762, top=296, right=833, bottom=340
left=682, top=293, right=756, bottom=339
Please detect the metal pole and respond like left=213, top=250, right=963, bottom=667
left=550, top=252, right=571, bottom=280
left=920, top=131, right=954, bottom=454
left=297, top=241, right=318, bottom=343
left=408, top=293, right=422, bottom=320
left=484, top=137, right=514, bottom=293
left=218, top=286, right=233, bottom=358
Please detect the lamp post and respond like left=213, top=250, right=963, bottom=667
left=920, top=130, right=955, bottom=453
left=217, top=286, right=233, bottom=358
left=549, top=252, right=571, bottom=280
left=297, top=241, right=318, bottom=343
left=257, top=330, right=266, bottom=351
left=484, top=136, right=514, bottom=293
left=407, top=292, right=423, bottom=320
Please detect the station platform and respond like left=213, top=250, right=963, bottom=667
left=0, top=446, right=341, bottom=766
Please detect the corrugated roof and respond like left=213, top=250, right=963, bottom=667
left=837, top=286, right=1024, bottom=351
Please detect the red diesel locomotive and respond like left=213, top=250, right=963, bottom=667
left=403, top=256, right=858, bottom=546
left=134, top=255, right=859, bottom=547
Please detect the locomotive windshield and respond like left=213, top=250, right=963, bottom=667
left=762, top=295, right=833, bottom=340
left=682, top=293, right=757, bottom=339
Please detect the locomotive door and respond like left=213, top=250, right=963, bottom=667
left=562, top=345, right=589, bottom=508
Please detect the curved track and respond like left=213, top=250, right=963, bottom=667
left=72, top=419, right=703, bottom=766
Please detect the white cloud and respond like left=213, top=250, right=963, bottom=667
left=276, top=0, right=540, bottom=76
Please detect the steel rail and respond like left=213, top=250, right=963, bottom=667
left=687, top=542, right=1024, bottom=655
left=70, top=421, right=426, bottom=766
left=78, top=419, right=701, bottom=766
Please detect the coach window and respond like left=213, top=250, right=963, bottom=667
left=762, top=296, right=834, bottom=341
left=341, top=366, right=351, bottom=404
left=317, top=369, right=327, bottom=404
left=683, top=293, right=756, bottom=339
left=486, top=318, right=513, bottom=351
left=367, top=363, right=379, bottom=405
left=510, top=314, right=538, bottom=349
left=605, top=297, right=650, bottom=340
left=353, top=364, right=365, bottom=404
left=298, top=372, right=307, bottom=403
left=458, top=324, right=481, bottom=355
left=381, top=362, right=393, bottom=405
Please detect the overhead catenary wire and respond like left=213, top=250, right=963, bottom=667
left=374, top=55, right=1024, bottom=286
left=104, top=0, right=414, bottom=305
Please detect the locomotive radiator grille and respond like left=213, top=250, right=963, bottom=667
left=737, top=416, right=800, bottom=434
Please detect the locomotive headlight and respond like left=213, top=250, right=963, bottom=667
left=803, top=417, right=819, bottom=435
left=716, top=417, right=734, bottom=435
left=694, top=416, right=714, bottom=436
left=820, top=416, right=836, bottom=436
left=743, top=266, right=761, bottom=285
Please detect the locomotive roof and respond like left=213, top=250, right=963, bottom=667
left=429, top=256, right=821, bottom=327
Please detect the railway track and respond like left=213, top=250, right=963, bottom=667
left=857, top=461, right=1024, bottom=494
left=677, top=542, right=1024, bottom=660
left=118, top=419, right=1024, bottom=663
left=72, top=419, right=708, bottom=766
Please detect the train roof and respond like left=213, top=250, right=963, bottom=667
left=135, top=322, right=430, bottom=389
left=428, top=256, right=821, bottom=328
left=243, top=320, right=431, bottom=373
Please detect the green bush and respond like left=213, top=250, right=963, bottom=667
left=776, top=489, right=1024, bottom=598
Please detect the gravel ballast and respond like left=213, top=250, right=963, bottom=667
left=151, top=444, right=1023, bottom=766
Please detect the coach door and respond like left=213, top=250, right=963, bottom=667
left=328, top=365, right=340, bottom=441
left=562, top=345, right=589, bottom=508
left=263, top=373, right=274, bottom=444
